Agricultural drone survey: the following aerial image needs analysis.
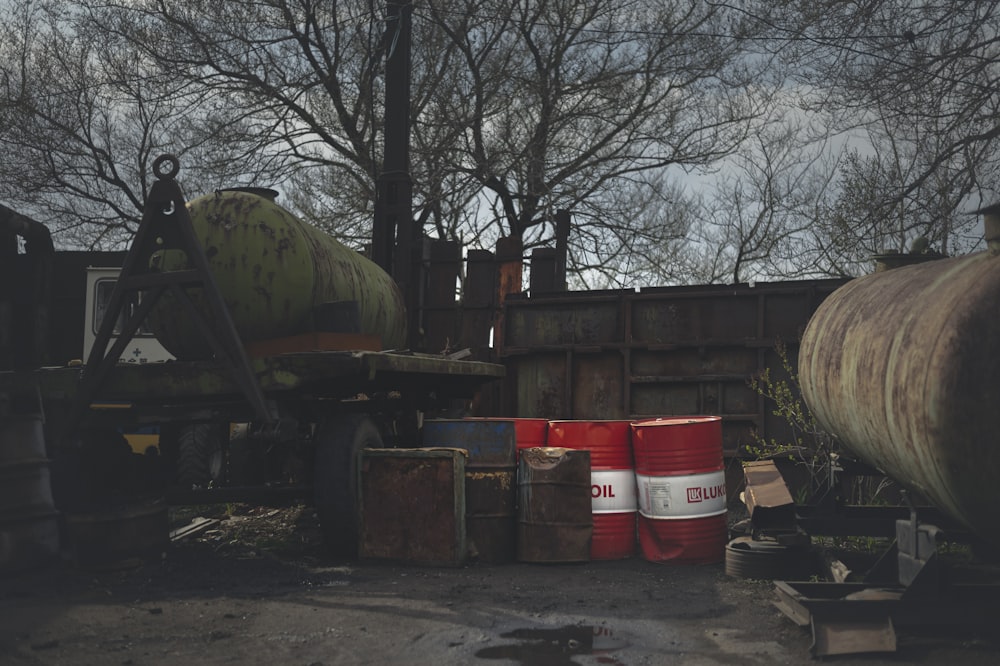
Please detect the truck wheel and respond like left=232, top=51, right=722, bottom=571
left=227, top=423, right=267, bottom=486
left=313, top=414, right=383, bottom=558
left=176, top=424, right=224, bottom=488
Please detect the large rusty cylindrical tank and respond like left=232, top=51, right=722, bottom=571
left=798, top=248, right=1000, bottom=544
left=147, top=189, right=406, bottom=359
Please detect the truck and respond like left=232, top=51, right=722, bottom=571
left=0, top=155, right=505, bottom=558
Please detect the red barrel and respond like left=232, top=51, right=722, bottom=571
left=547, top=420, right=636, bottom=560
left=631, top=417, right=727, bottom=564
left=512, top=419, right=549, bottom=461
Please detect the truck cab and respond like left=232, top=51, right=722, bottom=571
left=83, top=267, right=173, bottom=365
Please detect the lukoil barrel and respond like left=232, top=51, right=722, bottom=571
left=517, top=447, right=592, bottom=563
left=631, top=417, right=727, bottom=564
left=547, top=420, right=636, bottom=560
left=421, top=419, right=517, bottom=563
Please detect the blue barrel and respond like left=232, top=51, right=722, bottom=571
left=422, top=419, right=516, bottom=563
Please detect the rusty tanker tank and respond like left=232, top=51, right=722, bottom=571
left=147, top=189, right=406, bottom=359
left=798, top=240, right=1000, bottom=546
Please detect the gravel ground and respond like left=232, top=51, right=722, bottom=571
left=1, top=503, right=998, bottom=666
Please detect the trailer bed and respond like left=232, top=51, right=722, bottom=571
left=2, top=351, right=504, bottom=423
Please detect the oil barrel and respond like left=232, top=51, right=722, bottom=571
left=631, top=417, right=727, bottom=564
left=0, top=388, right=59, bottom=572
left=547, top=420, right=636, bottom=560
left=516, top=447, right=592, bottom=563
left=422, top=419, right=517, bottom=563
left=512, top=418, right=549, bottom=461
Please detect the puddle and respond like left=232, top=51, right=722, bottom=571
left=475, top=624, right=627, bottom=665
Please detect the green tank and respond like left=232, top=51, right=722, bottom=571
left=147, top=189, right=406, bottom=359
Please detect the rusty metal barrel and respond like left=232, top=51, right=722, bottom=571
left=799, top=249, right=1000, bottom=545
left=517, top=447, right=592, bottom=563
left=147, top=189, right=406, bottom=359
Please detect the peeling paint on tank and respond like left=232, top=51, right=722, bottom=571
left=146, top=189, right=406, bottom=357
left=800, top=251, right=1000, bottom=546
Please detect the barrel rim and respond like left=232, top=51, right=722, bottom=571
left=632, top=416, right=722, bottom=428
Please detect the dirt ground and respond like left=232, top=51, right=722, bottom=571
left=2, top=503, right=999, bottom=666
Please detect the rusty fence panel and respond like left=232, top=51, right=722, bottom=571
left=499, top=279, right=847, bottom=456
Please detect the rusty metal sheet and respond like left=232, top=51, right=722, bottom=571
left=501, top=279, right=847, bottom=455
left=505, top=299, right=621, bottom=348
left=358, top=448, right=466, bottom=566
left=511, top=353, right=568, bottom=419
left=632, top=295, right=758, bottom=343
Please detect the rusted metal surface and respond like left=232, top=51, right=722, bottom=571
left=463, top=467, right=517, bottom=563
left=148, top=189, right=406, bottom=359
left=358, top=448, right=466, bottom=566
left=799, top=250, right=1000, bottom=546
left=516, top=447, right=592, bottom=563
left=5, top=351, right=504, bottom=407
left=501, top=279, right=845, bottom=455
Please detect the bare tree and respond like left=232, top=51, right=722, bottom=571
left=422, top=0, right=775, bottom=275
left=0, top=1, right=297, bottom=248
left=764, top=0, right=1000, bottom=242
left=2, top=0, right=800, bottom=289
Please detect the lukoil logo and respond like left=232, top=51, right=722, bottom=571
left=687, top=483, right=726, bottom=503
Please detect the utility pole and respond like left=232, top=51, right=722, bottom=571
left=372, top=0, right=420, bottom=349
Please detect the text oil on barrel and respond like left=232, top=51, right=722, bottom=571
left=631, top=417, right=727, bottom=564
left=422, top=419, right=517, bottom=564
left=517, top=447, right=592, bottom=563
left=547, top=420, right=636, bottom=560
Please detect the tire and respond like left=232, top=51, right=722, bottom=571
left=313, top=414, right=383, bottom=559
left=227, top=423, right=267, bottom=486
left=176, top=424, right=224, bottom=488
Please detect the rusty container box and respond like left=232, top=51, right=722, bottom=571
left=358, top=448, right=466, bottom=566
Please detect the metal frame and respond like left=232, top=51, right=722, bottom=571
left=68, top=154, right=272, bottom=436
left=774, top=510, right=1000, bottom=657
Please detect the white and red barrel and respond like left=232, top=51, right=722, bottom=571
left=631, top=417, right=727, bottom=564
left=547, top=420, right=636, bottom=560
